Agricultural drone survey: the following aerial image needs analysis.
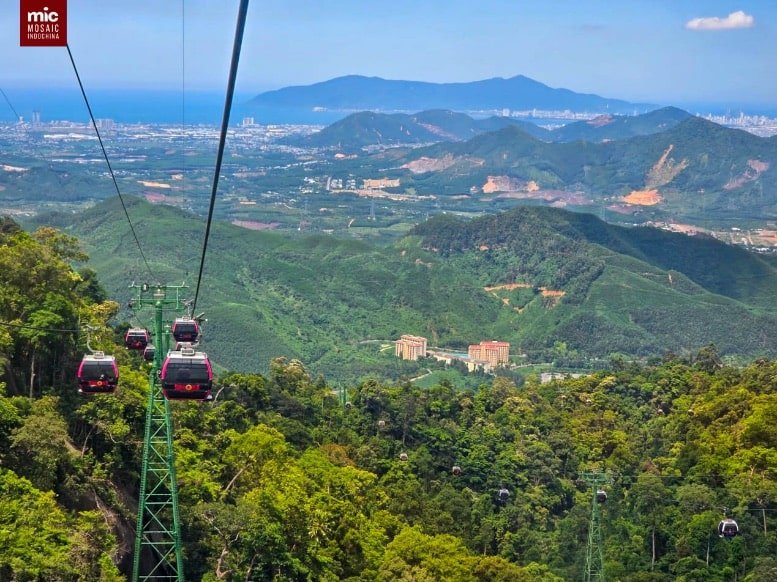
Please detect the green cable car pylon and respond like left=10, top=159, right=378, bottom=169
left=130, top=284, right=189, bottom=581
left=582, top=472, right=611, bottom=582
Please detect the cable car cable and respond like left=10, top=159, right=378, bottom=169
left=65, top=44, right=155, bottom=280
left=181, top=0, right=186, bottom=209
left=0, top=87, right=21, bottom=121
left=0, top=320, right=80, bottom=334
left=191, top=0, right=250, bottom=313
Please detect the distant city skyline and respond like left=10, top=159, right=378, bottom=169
left=1, top=1, right=775, bottom=110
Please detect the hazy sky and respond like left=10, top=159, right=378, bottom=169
left=2, top=0, right=775, bottom=108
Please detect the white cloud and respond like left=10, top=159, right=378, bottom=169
left=685, top=10, right=754, bottom=31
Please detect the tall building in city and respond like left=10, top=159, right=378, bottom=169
left=468, top=340, right=510, bottom=368
left=31, top=110, right=41, bottom=127
left=395, top=335, right=428, bottom=361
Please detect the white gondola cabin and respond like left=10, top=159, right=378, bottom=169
left=718, top=518, right=739, bottom=539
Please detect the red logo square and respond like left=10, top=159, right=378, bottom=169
left=20, top=0, right=67, bottom=47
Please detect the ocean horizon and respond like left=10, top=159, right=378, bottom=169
left=0, top=87, right=347, bottom=125
left=1, top=87, right=775, bottom=126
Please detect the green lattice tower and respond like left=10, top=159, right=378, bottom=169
left=582, top=472, right=611, bottom=582
left=130, top=284, right=189, bottom=581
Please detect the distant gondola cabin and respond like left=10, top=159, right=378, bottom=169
left=160, top=348, right=212, bottom=400
left=718, top=519, right=739, bottom=539
left=125, top=328, right=150, bottom=350
left=171, top=318, right=200, bottom=343
left=77, top=352, right=119, bottom=394
left=596, top=489, right=608, bottom=503
left=143, top=345, right=155, bottom=362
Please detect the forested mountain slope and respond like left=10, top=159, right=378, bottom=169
left=1, top=217, right=777, bottom=580
left=36, top=198, right=777, bottom=378
left=286, top=109, right=550, bottom=149
left=386, top=117, right=777, bottom=222
left=290, top=106, right=689, bottom=150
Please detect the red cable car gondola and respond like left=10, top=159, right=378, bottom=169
left=160, top=348, right=212, bottom=400
left=171, top=318, right=200, bottom=343
left=143, top=344, right=155, bottom=362
left=77, top=352, right=119, bottom=394
left=124, top=327, right=150, bottom=350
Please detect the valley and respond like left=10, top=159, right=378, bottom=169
left=25, top=198, right=777, bottom=386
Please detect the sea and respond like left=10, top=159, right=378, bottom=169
left=0, top=87, right=348, bottom=125
left=2, top=87, right=774, bottom=127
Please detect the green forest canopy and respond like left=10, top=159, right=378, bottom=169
left=1, top=219, right=777, bottom=580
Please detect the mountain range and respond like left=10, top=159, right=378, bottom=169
left=35, top=197, right=777, bottom=380
left=341, top=115, right=777, bottom=222
left=285, top=109, right=549, bottom=149
left=289, top=106, right=692, bottom=150
left=249, top=74, right=654, bottom=115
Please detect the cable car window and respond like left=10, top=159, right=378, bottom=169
left=164, top=361, right=211, bottom=383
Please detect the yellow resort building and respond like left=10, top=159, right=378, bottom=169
left=395, top=335, right=428, bottom=361
left=468, top=340, right=510, bottom=368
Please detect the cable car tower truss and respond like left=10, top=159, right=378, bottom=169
left=130, top=283, right=189, bottom=581
left=582, top=472, right=611, bottom=582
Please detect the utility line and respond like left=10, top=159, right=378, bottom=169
left=192, top=0, right=250, bottom=312
left=0, top=320, right=80, bottom=334
left=181, top=0, right=186, bottom=221
left=0, top=88, right=21, bottom=121
left=65, top=44, right=155, bottom=280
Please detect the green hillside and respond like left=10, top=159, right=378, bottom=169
left=292, top=106, right=688, bottom=151
left=390, top=117, right=777, bottom=222
left=3, top=213, right=777, bottom=581
left=412, top=207, right=777, bottom=359
left=550, top=106, right=691, bottom=143
left=287, top=109, right=549, bottom=150
left=37, top=198, right=777, bottom=381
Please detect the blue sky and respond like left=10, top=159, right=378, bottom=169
left=2, top=0, right=775, bottom=108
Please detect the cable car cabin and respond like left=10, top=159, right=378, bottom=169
left=596, top=489, right=608, bottom=504
left=171, top=318, right=200, bottom=343
left=143, top=345, right=155, bottom=362
left=498, top=488, right=510, bottom=502
left=77, top=352, right=119, bottom=394
left=718, top=519, right=739, bottom=539
left=160, top=349, right=212, bottom=400
left=124, top=328, right=150, bottom=350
